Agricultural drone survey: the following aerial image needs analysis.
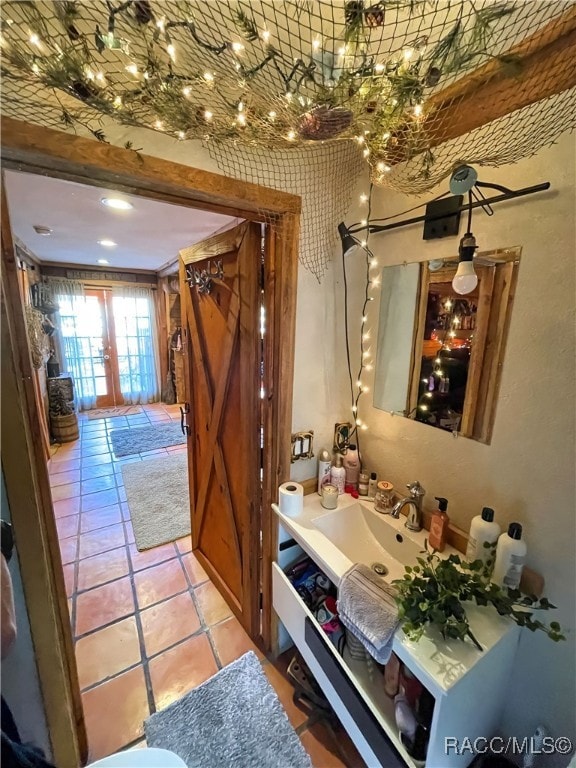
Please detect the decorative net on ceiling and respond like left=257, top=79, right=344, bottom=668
left=1, top=0, right=575, bottom=278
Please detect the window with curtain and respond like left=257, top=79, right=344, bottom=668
left=112, top=286, right=160, bottom=405
left=49, top=280, right=99, bottom=411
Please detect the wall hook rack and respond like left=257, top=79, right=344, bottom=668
left=185, top=259, right=224, bottom=295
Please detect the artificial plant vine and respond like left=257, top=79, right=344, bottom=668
left=393, top=543, right=565, bottom=651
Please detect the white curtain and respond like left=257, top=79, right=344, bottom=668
left=111, top=286, right=161, bottom=404
left=48, top=280, right=98, bottom=411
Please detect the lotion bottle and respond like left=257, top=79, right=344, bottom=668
left=368, top=472, right=378, bottom=500
left=317, top=448, right=332, bottom=495
left=342, top=444, right=360, bottom=490
left=330, top=454, right=346, bottom=495
left=466, top=507, right=500, bottom=565
left=492, top=523, right=527, bottom=589
left=428, top=497, right=449, bottom=552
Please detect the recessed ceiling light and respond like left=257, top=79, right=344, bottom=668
left=97, top=259, right=109, bottom=265
left=101, top=197, right=133, bottom=210
left=98, top=239, right=117, bottom=247
left=33, top=225, right=52, bottom=236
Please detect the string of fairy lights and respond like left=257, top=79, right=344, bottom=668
left=0, top=0, right=524, bottom=181
left=344, top=183, right=381, bottom=452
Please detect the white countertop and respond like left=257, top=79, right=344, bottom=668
left=273, top=492, right=518, bottom=696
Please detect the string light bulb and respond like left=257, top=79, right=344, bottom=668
left=167, top=43, right=176, bottom=61
left=204, top=110, right=213, bottom=121
left=126, top=63, right=138, bottom=75
left=29, top=33, right=40, bottom=46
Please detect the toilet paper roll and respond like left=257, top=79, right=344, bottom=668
left=278, top=481, right=304, bottom=517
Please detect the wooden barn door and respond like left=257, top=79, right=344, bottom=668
left=179, top=222, right=262, bottom=637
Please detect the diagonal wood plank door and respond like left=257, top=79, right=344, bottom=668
left=179, top=222, right=261, bottom=637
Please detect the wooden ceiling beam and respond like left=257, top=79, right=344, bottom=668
left=390, top=5, right=576, bottom=163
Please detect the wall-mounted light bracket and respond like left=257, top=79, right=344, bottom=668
left=185, top=258, right=224, bottom=294
left=422, top=195, right=463, bottom=240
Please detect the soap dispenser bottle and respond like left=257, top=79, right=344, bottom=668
left=466, top=507, right=500, bottom=565
left=330, top=454, right=346, bottom=495
left=428, top=497, right=449, bottom=552
left=492, top=523, right=527, bottom=589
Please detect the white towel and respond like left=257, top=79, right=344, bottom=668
left=337, top=563, right=399, bottom=664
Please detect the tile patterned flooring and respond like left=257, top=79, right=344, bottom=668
left=50, top=402, right=364, bottom=766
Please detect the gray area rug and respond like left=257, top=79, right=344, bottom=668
left=122, top=453, right=190, bottom=551
left=110, top=422, right=185, bottom=457
left=86, top=405, right=142, bottom=420
left=144, top=651, right=312, bottom=768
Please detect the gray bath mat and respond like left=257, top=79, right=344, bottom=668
left=122, top=453, right=190, bottom=550
left=145, top=651, right=312, bottom=768
left=110, top=422, right=185, bottom=457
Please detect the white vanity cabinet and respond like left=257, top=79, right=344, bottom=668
left=272, top=498, right=521, bottom=768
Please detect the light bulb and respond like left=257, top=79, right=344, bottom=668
left=452, top=261, right=478, bottom=295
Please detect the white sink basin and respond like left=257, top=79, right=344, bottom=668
left=311, top=503, right=423, bottom=583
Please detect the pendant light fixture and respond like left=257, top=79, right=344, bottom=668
left=452, top=189, right=479, bottom=295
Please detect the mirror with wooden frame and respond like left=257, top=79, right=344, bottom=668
left=373, top=247, right=520, bottom=443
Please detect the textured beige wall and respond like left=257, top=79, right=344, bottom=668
left=97, top=118, right=576, bottom=755
left=346, top=131, right=575, bottom=755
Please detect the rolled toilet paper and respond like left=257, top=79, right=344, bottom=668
left=278, top=481, right=304, bottom=517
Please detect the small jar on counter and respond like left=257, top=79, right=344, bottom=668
left=358, top=472, right=369, bottom=497
left=374, top=481, right=394, bottom=514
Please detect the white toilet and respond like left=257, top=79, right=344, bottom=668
left=88, top=747, right=186, bottom=767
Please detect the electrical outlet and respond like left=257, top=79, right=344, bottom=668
left=333, top=422, right=352, bottom=453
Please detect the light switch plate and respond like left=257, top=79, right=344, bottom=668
left=291, top=430, right=314, bottom=462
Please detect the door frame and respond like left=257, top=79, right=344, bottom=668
left=1, top=116, right=300, bottom=765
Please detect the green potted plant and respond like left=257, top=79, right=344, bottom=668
left=393, top=543, right=565, bottom=651
left=49, top=388, right=78, bottom=443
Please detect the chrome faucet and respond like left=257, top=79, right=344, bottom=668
left=391, top=481, right=426, bottom=532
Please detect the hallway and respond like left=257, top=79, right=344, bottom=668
left=49, top=402, right=362, bottom=766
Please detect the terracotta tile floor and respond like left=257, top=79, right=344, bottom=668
left=50, top=402, right=364, bottom=766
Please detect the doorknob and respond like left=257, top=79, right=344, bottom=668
left=180, top=403, right=190, bottom=436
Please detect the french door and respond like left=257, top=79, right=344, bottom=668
left=58, top=288, right=159, bottom=408
left=57, top=288, right=120, bottom=407
left=84, top=289, right=119, bottom=407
